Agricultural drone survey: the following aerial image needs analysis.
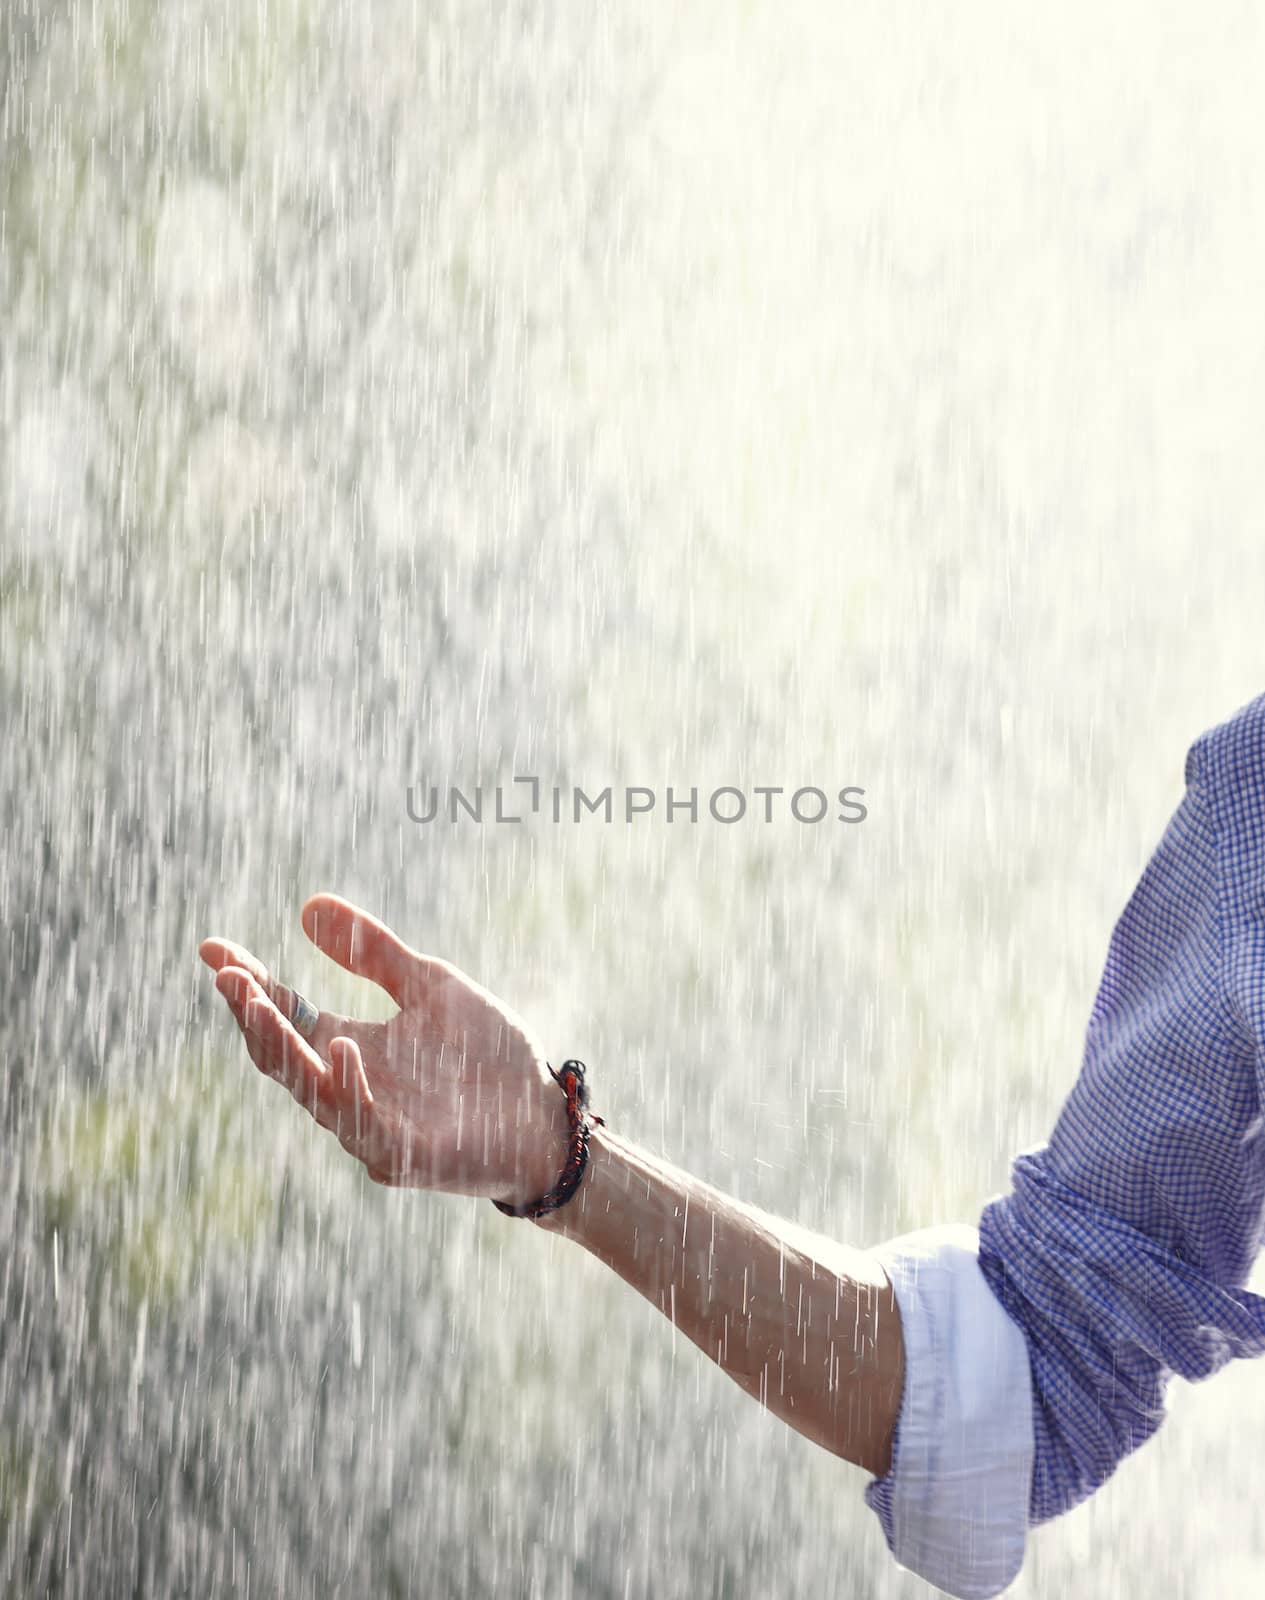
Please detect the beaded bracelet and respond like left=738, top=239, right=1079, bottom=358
left=492, top=1059, right=604, bottom=1220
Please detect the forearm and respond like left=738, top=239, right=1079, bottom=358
left=535, top=1124, right=904, bottom=1477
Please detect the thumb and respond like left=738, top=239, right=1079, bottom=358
left=301, top=893, right=420, bottom=1006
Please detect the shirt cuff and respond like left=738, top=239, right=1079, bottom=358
left=862, top=1223, right=1035, bottom=1599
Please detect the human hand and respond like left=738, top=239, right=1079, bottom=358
left=199, top=894, right=570, bottom=1205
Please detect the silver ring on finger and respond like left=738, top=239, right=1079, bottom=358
left=289, top=989, right=319, bottom=1039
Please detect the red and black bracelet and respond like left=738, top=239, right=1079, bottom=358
left=492, top=1059, right=604, bottom=1220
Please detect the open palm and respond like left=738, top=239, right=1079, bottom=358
left=200, top=893, right=569, bottom=1205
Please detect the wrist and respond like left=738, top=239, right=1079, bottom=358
left=492, top=1060, right=600, bottom=1217
left=494, top=1094, right=569, bottom=1208
left=531, top=1121, right=626, bottom=1240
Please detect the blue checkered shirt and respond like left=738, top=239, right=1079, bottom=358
left=972, top=691, right=1265, bottom=1524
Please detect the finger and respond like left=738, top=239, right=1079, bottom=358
left=218, top=968, right=338, bottom=1124
left=202, top=938, right=313, bottom=1036
left=200, top=936, right=270, bottom=980
left=219, top=981, right=303, bottom=1102
left=330, top=1036, right=374, bottom=1108
left=330, top=1036, right=374, bottom=1147
left=207, top=943, right=380, bottom=1064
left=301, top=893, right=421, bottom=1007
left=220, top=979, right=369, bottom=1150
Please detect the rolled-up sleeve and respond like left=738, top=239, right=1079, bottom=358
left=863, top=1224, right=1035, bottom=1599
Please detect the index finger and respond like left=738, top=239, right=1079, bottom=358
left=300, top=893, right=423, bottom=1007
